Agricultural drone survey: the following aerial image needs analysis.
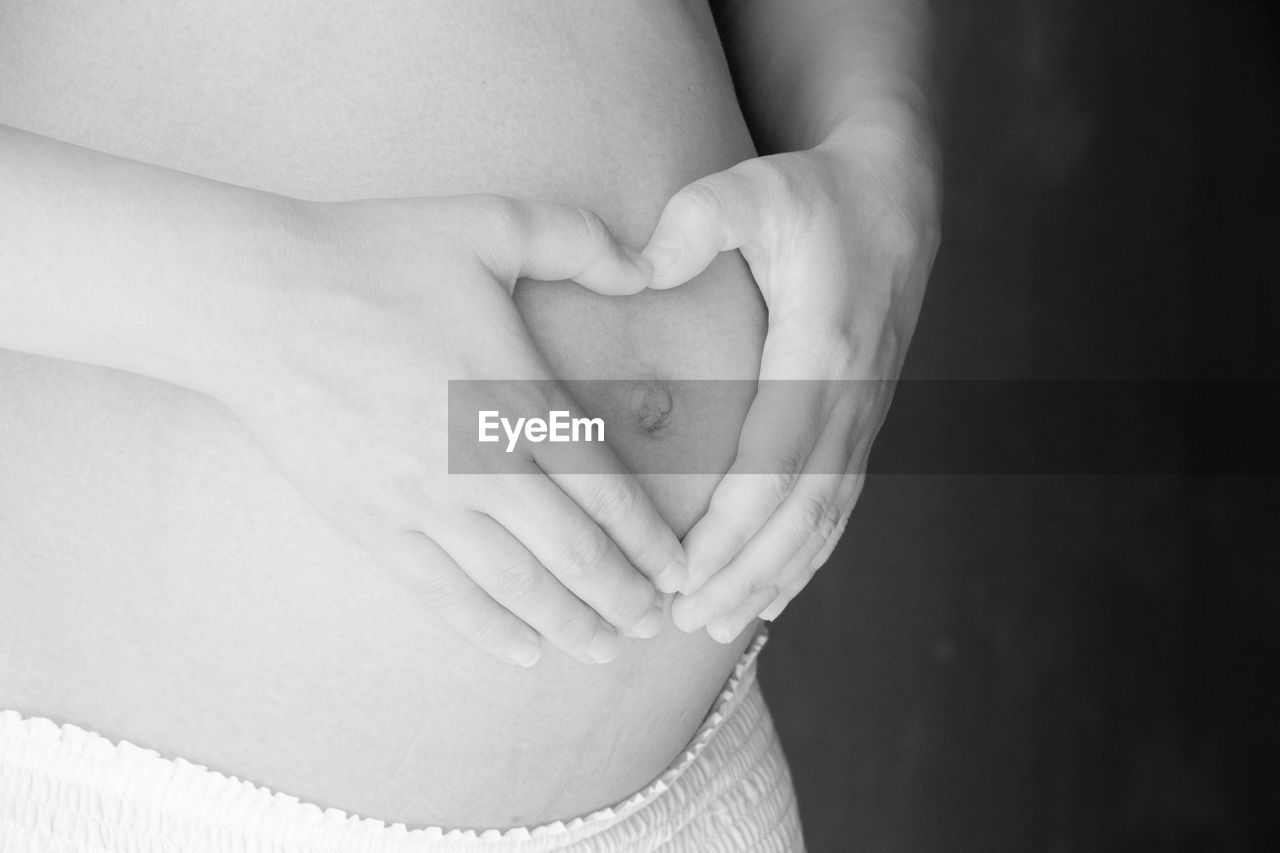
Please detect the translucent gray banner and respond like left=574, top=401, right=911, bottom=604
left=447, top=379, right=1278, bottom=475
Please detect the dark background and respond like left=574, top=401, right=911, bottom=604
left=757, top=1, right=1280, bottom=850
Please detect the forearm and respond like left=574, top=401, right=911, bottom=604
left=711, top=0, right=936, bottom=158
left=0, top=124, right=305, bottom=393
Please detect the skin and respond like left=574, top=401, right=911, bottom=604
left=218, top=195, right=689, bottom=668
left=0, top=127, right=686, bottom=668
left=0, top=2, right=768, bottom=823
left=1, top=0, right=942, bottom=656
left=0, top=0, right=940, bottom=828
left=647, top=0, right=943, bottom=640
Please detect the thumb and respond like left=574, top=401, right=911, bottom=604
left=642, top=168, right=763, bottom=289
left=478, top=196, right=653, bottom=296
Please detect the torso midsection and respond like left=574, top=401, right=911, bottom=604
left=0, top=0, right=766, bottom=829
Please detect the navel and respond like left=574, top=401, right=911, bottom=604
left=630, top=379, right=674, bottom=434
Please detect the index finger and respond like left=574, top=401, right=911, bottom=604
left=531, top=435, right=688, bottom=594
left=679, top=377, right=830, bottom=593
left=488, top=469, right=671, bottom=639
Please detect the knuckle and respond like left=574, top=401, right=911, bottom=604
left=586, top=483, right=639, bottom=527
left=777, top=451, right=804, bottom=487
left=416, top=574, right=465, bottom=614
left=819, top=504, right=843, bottom=538
left=452, top=195, right=527, bottom=276
left=807, top=517, right=848, bottom=573
left=394, top=475, right=439, bottom=516
left=733, top=156, right=779, bottom=190
left=761, top=160, right=804, bottom=207
left=477, top=195, right=529, bottom=245
left=762, top=456, right=804, bottom=502
left=490, top=558, right=540, bottom=601
left=553, top=608, right=599, bottom=646
left=740, top=157, right=816, bottom=231
left=557, top=529, right=613, bottom=579
left=833, top=508, right=853, bottom=538
left=337, top=500, right=394, bottom=534
left=736, top=450, right=804, bottom=501
left=744, top=577, right=781, bottom=605
left=792, top=493, right=831, bottom=536
left=467, top=609, right=511, bottom=648
left=673, top=180, right=725, bottom=222
left=768, top=471, right=797, bottom=503
left=571, top=205, right=610, bottom=245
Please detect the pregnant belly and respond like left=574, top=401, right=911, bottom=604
left=0, top=0, right=765, bottom=830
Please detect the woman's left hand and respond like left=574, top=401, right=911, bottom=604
left=641, top=126, right=941, bottom=642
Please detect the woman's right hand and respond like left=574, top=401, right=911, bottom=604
left=209, top=193, right=684, bottom=668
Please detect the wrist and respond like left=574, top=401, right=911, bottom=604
left=817, top=113, right=941, bottom=235
left=181, top=193, right=338, bottom=406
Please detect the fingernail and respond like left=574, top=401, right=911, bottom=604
left=707, top=620, right=740, bottom=644
left=654, top=558, right=687, bottom=594
left=588, top=627, right=620, bottom=663
left=672, top=597, right=708, bottom=634
left=641, top=242, right=681, bottom=280
left=510, top=638, right=542, bottom=667
left=632, top=601, right=667, bottom=639
left=624, top=245, right=654, bottom=277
